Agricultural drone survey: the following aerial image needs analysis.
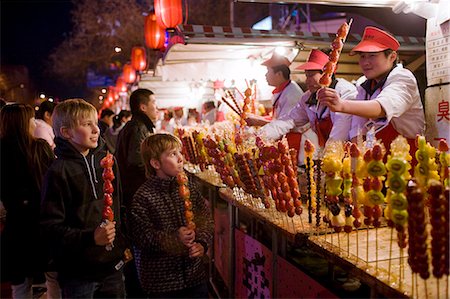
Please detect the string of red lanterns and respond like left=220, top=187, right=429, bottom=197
left=154, top=0, right=183, bottom=31
left=145, top=13, right=166, bottom=50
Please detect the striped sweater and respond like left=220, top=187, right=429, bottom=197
left=129, top=174, right=214, bottom=293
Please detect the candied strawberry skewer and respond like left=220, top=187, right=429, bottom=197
left=100, top=152, right=115, bottom=251
left=177, top=172, right=196, bottom=230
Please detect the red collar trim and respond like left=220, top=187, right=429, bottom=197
left=272, top=80, right=290, bottom=94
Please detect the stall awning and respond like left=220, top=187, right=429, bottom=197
left=154, top=24, right=424, bottom=82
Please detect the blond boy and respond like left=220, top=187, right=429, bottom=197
left=40, top=99, right=127, bottom=298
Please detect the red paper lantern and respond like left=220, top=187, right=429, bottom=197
left=131, top=47, right=147, bottom=71
left=107, top=86, right=116, bottom=104
left=122, top=63, right=136, bottom=83
left=145, top=13, right=166, bottom=50
left=154, top=0, right=182, bottom=30
left=115, top=76, right=127, bottom=93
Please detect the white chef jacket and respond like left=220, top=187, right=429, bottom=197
left=349, top=64, right=425, bottom=140
left=272, top=80, right=304, bottom=119
left=202, top=109, right=216, bottom=125
left=261, top=78, right=357, bottom=142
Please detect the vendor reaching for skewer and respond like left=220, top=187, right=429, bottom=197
left=259, top=49, right=357, bottom=162
left=317, top=26, right=425, bottom=154
left=245, top=53, right=304, bottom=126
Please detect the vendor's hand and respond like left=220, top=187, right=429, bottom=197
left=188, top=242, right=205, bottom=258
left=178, top=226, right=195, bottom=247
left=94, top=221, right=116, bottom=246
left=245, top=114, right=270, bottom=127
left=317, top=87, right=344, bottom=112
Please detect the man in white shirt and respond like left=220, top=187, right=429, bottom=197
left=246, top=53, right=304, bottom=126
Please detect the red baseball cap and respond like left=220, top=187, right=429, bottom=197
left=295, top=49, right=329, bottom=70
left=350, top=26, right=400, bottom=56
left=261, top=53, right=291, bottom=67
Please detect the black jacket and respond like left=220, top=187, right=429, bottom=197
left=1, top=138, right=54, bottom=283
left=115, top=111, right=154, bottom=208
left=40, top=137, right=126, bottom=281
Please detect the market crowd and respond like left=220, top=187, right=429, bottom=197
left=0, top=25, right=425, bottom=299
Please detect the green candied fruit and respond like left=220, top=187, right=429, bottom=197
left=342, top=178, right=352, bottom=197
left=391, top=193, right=408, bottom=210
left=415, top=150, right=429, bottom=163
left=388, top=175, right=406, bottom=193
left=387, top=157, right=406, bottom=175
left=415, top=163, right=429, bottom=176
left=367, top=160, right=386, bottom=177
left=391, top=209, right=408, bottom=226
left=367, top=190, right=385, bottom=205
left=326, top=177, right=343, bottom=196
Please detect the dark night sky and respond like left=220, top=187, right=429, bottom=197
left=1, top=0, right=73, bottom=98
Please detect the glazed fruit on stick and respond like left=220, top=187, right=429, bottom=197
left=319, top=20, right=352, bottom=87
left=100, top=152, right=115, bottom=251
left=177, top=171, right=196, bottom=230
left=385, top=136, right=411, bottom=249
left=322, top=141, right=345, bottom=232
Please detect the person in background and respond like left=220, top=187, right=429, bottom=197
left=1, top=104, right=55, bottom=298
left=246, top=53, right=304, bottom=126
left=201, top=101, right=217, bottom=125
left=40, top=99, right=127, bottom=298
left=97, top=108, right=115, bottom=137
left=115, top=88, right=158, bottom=298
left=318, top=26, right=424, bottom=154
left=173, top=106, right=187, bottom=127
left=104, top=110, right=131, bottom=154
left=34, top=100, right=57, bottom=150
left=188, top=108, right=200, bottom=126
left=0, top=98, right=7, bottom=109
left=260, top=49, right=357, bottom=162
left=129, top=133, right=213, bottom=298
left=158, top=109, right=175, bottom=133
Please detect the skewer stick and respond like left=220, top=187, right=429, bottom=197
left=446, top=275, right=448, bottom=299
left=437, top=278, right=439, bottom=299
left=400, top=248, right=404, bottom=291
left=347, top=234, right=350, bottom=257
left=221, top=96, right=241, bottom=116
left=227, top=90, right=243, bottom=114
left=366, top=228, right=369, bottom=267
left=375, top=227, right=378, bottom=273
left=234, top=87, right=245, bottom=104
left=356, top=229, right=359, bottom=264
left=425, top=279, right=429, bottom=299
left=388, top=228, right=393, bottom=284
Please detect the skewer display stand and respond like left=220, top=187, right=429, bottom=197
left=186, top=163, right=449, bottom=299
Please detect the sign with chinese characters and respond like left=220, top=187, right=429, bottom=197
left=235, top=229, right=273, bottom=299
left=426, top=19, right=450, bottom=85
left=425, top=84, right=450, bottom=147
left=214, top=207, right=230, bottom=287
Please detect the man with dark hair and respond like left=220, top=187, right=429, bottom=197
left=98, top=108, right=115, bottom=137
left=246, top=53, right=304, bottom=126
left=115, top=88, right=158, bottom=298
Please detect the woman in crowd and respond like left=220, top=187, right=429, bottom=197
left=0, top=104, right=56, bottom=298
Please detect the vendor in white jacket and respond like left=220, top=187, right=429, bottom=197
left=260, top=49, right=357, bottom=161
left=318, top=26, right=425, bottom=154
left=246, top=53, right=304, bottom=126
